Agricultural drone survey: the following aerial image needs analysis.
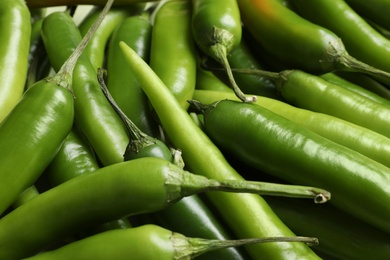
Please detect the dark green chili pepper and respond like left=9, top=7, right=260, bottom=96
left=99, top=69, right=248, bottom=260
left=120, top=42, right=324, bottom=260
left=106, top=8, right=158, bottom=136
left=191, top=0, right=255, bottom=102
left=266, top=196, right=390, bottom=260
left=154, top=195, right=252, bottom=260
left=150, top=0, right=197, bottom=110
left=0, top=157, right=327, bottom=259
left=78, top=5, right=137, bottom=71
left=291, top=0, right=390, bottom=82
left=345, top=0, right=390, bottom=31
left=189, top=98, right=390, bottom=235
left=0, top=0, right=113, bottom=217
left=41, top=11, right=129, bottom=166
left=230, top=67, right=390, bottom=140
left=237, top=0, right=390, bottom=84
left=193, top=89, right=390, bottom=169
left=0, top=0, right=31, bottom=122
left=24, top=224, right=318, bottom=260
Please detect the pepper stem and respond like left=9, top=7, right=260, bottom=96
left=172, top=232, right=319, bottom=260
left=209, top=27, right=256, bottom=103
left=323, top=38, right=390, bottom=86
left=48, top=0, right=114, bottom=89
left=97, top=68, right=159, bottom=155
left=168, top=167, right=331, bottom=204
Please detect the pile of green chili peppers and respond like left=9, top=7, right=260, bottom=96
left=2, top=0, right=390, bottom=259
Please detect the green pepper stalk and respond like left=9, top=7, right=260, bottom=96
left=98, top=68, right=174, bottom=162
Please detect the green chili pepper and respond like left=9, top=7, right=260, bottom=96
left=78, top=5, right=137, bottom=71
left=154, top=195, right=252, bottom=260
left=45, top=123, right=133, bottom=233
left=41, top=10, right=129, bottom=166
left=332, top=71, right=390, bottom=99
left=275, top=70, right=390, bottom=140
left=0, top=0, right=113, bottom=216
left=320, top=72, right=390, bottom=106
left=150, top=0, right=197, bottom=110
left=0, top=157, right=328, bottom=259
left=44, top=124, right=100, bottom=187
left=236, top=0, right=390, bottom=84
left=106, top=9, right=158, bottom=136
left=120, top=42, right=324, bottom=260
left=24, top=224, right=318, bottom=260
left=291, top=0, right=390, bottom=82
left=191, top=0, right=255, bottom=102
left=11, top=185, right=40, bottom=209
left=189, top=98, right=390, bottom=235
left=345, top=0, right=390, bottom=31
left=266, top=196, right=390, bottom=260
left=193, top=89, right=390, bottom=169
left=227, top=39, right=280, bottom=99
left=195, top=56, right=233, bottom=92
left=25, top=17, right=51, bottom=89
left=0, top=0, right=31, bottom=122
left=99, top=70, right=249, bottom=260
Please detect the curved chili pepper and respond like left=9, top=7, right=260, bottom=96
left=120, top=41, right=324, bottom=260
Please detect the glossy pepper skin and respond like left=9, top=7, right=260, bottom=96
left=45, top=124, right=99, bottom=186
left=150, top=0, right=197, bottom=110
left=99, top=71, right=249, bottom=260
left=191, top=0, right=254, bottom=102
left=41, top=11, right=129, bottom=166
left=236, top=0, right=339, bottom=73
left=236, top=0, right=390, bottom=84
left=120, top=42, right=321, bottom=260
left=191, top=99, right=390, bottom=235
left=23, top=225, right=178, bottom=260
left=106, top=10, right=158, bottom=137
left=0, top=79, right=74, bottom=216
left=23, top=224, right=252, bottom=260
left=0, top=156, right=308, bottom=259
left=0, top=0, right=31, bottom=122
left=78, top=6, right=135, bottom=71
left=191, top=0, right=241, bottom=62
left=155, top=196, right=251, bottom=260
left=193, top=89, right=390, bottom=169
left=344, top=0, right=390, bottom=31
left=291, top=0, right=390, bottom=76
left=0, top=158, right=216, bottom=259
left=276, top=70, right=390, bottom=140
